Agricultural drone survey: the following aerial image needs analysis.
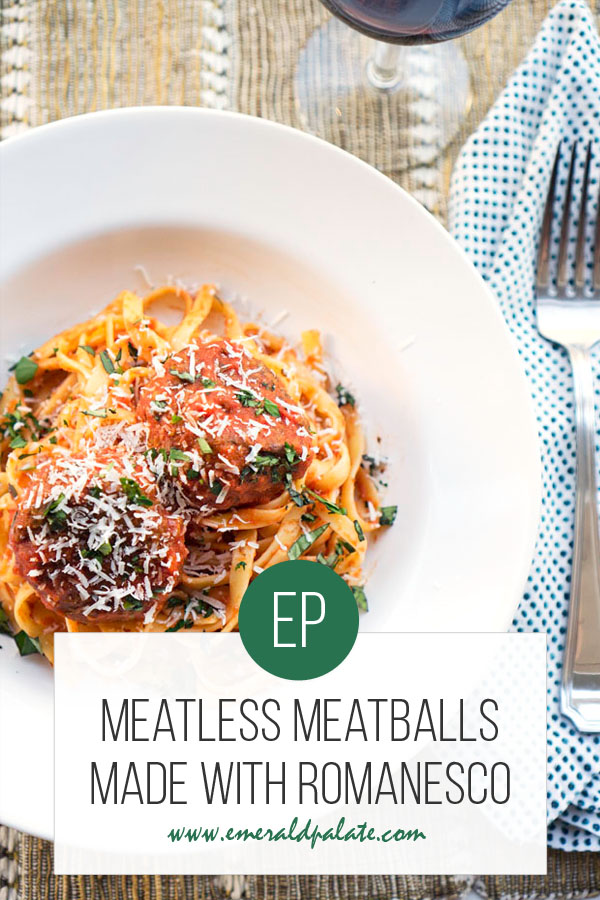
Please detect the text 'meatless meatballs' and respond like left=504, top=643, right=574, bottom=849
left=137, top=338, right=314, bottom=513
left=9, top=449, right=187, bottom=623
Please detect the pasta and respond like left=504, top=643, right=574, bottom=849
left=0, top=285, right=394, bottom=663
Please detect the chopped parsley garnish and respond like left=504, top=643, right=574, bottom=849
left=379, top=505, right=398, bottom=526
left=288, top=524, right=329, bottom=561
left=49, top=436, right=57, bottom=445
left=0, top=607, right=12, bottom=636
left=209, top=479, right=224, bottom=496
left=166, top=619, right=194, bottom=632
left=100, top=350, right=115, bottom=374
left=171, top=414, right=183, bottom=424
left=153, top=399, right=168, bottom=411
left=284, top=442, right=300, bottom=465
left=122, top=596, right=144, bottom=611
left=80, top=345, right=96, bottom=356
left=14, top=631, right=41, bottom=656
left=43, top=493, right=68, bottom=531
left=354, top=519, right=365, bottom=541
left=236, top=389, right=259, bottom=407
left=236, top=390, right=280, bottom=418
left=2, top=408, right=51, bottom=448
left=235, top=561, right=247, bottom=570
left=9, top=435, right=27, bottom=449
left=119, top=477, right=153, bottom=507
left=128, top=341, right=138, bottom=358
left=0, top=610, right=41, bottom=655
left=198, top=437, right=213, bottom=454
left=335, top=384, right=356, bottom=407
left=169, top=449, right=191, bottom=463
left=169, top=368, right=216, bottom=387
left=88, top=485, right=102, bottom=499
left=14, top=356, right=38, bottom=385
left=305, top=489, right=347, bottom=516
left=262, top=398, right=281, bottom=418
left=352, top=585, right=368, bottom=612
left=301, top=512, right=317, bottom=523
left=187, top=468, right=201, bottom=480
left=170, top=368, right=195, bottom=383
left=82, top=408, right=109, bottom=418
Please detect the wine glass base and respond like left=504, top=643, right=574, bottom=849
left=295, top=18, right=472, bottom=173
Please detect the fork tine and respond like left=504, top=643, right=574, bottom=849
left=593, top=148, right=600, bottom=293
left=575, top=142, right=592, bottom=291
left=536, top=143, right=561, bottom=292
left=557, top=143, right=578, bottom=294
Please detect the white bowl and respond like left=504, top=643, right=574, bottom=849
left=0, top=108, right=541, bottom=838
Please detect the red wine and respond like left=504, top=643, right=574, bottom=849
left=320, top=0, right=512, bottom=44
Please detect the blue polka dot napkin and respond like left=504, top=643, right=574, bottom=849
left=450, top=0, right=600, bottom=852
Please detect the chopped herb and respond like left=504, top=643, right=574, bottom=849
left=354, top=519, right=365, bottom=541
left=82, top=408, right=108, bottom=418
left=254, top=452, right=281, bottom=468
left=43, top=493, right=67, bottom=531
left=288, top=524, right=329, bottom=560
left=235, top=561, right=247, bottom=570
left=284, top=442, right=300, bottom=465
left=198, top=437, right=213, bottom=454
left=98, top=541, right=112, bottom=557
left=128, top=341, right=138, bottom=358
left=209, top=479, right=224, bottom=496
left=14, top=356, right=38, bottom=385
left=236, top=389, right=259, bottom=408
left=120, top=477, right=153, bottom=507
left=14, top=631, right=41, bottom=656
left=0, top=607, right=12, bottom=636
left=122, top=596, right=144, bottom=611
left=169, top=368, right=195, bottom=383
left=201, top=377, right=216, bottom=388
left=9, top=435, right=27, bottom=449
left=100, top=350, right=115, bottom=374
left=335, top=384, right=356, bottom=407
left=153, top=400, right=167, bottom=412
left=262, top=398, right=281, bottom=418
left=171, top=414, right=183, bottom=424
left=169, top=449, right=191, bottom=463
left=352, top=585, right=368, bottom=612
left=301, top=512, right=317, bottom=523
left=305, top=488, right=347, bottom=516
left=167, top=594, right=186, bottom=608
left=166, top=619, right=194, bottom=632
left=23, top=389, right=33, bottom=398
left=80, top=345, right=96, bottom=356
left=338, top=538, right=356, bottom=554
left=89, top=486, right=101, bottom=499
left=49, top=436, right=57, bottom=444
left=187, top=468, right=201, bottom=480
left=115, top=348, right=122, bottom=363
left=379, top=505, right=398, bottom=526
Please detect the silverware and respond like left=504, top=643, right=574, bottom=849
left=536, top=141, right=600, bottom=732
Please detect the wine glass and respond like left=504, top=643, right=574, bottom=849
left=295, top=0, right=514, bottom=170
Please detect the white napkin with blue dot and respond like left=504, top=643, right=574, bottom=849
left=450, top=0, right=600, bottom=852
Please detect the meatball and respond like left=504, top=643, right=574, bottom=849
left=9, top=449, right=186, bottom=623
left=137, top=338, right=313, bottom=514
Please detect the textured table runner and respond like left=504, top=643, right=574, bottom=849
left=2, top=0, right=600, bottom=897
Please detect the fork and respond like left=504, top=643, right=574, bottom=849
left=536, top=141, right=600, bottom=732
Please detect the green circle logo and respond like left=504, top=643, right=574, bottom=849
left=238, top=560, right=359, bottom=680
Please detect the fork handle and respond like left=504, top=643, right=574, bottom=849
left=561, top=346, right=600, bottom=732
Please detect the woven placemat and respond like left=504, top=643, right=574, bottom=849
left=1, top=0, right=600, bottom=897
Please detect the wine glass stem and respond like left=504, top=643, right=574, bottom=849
left=366, top=41, right=404, bottom=91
